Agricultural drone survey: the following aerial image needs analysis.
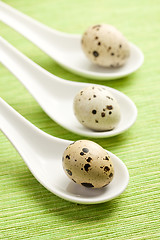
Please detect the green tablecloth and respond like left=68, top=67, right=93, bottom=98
left=0, top=0, right=160, bottom=239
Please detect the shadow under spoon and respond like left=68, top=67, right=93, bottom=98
left=0, top=98, right=129, bottom=204
left=0, top=37, right=137, bottom=138
left=0, top=1, right=144, bottom=80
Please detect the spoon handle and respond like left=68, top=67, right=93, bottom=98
left=0, top=1, right=62, bottom=56
left=0, top=97, right=37, bottom=157
left=0, top=97, right=67, bottom=160
left=0, top=97, right=50, bottom=156
left=0, top=37, right=61, bottom=105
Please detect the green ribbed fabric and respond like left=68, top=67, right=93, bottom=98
left=0, top=0, right=160, bottom=239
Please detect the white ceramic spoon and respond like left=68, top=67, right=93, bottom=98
left=0, top=1, right=144, bottom=80
left=0, top=97, right=129, bottom=204
left=0, top=37, right=137, bottom=138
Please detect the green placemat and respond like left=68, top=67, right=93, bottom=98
left=0, top=0, right=160, bottom=239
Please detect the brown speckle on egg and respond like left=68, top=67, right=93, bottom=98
left=106, top=96, right=113, bottom=100
left=102, top=183, right=109, bottom=187
left=82, top=148, right=89, bottom=153
left=104, top=166, right=110, bottom=172
left=109, top=173, right=113, bottom=178
left=86, top=157, right=92, bottom=162
left=80, top=152, right=85, bottom=156
left=84, top=163, right=91, bottom=172
left=81, top=183, right=94, bottom=188
left=93, top=51, right=99, bottom=57
left=92, top=109, right=97, bottom=114
left=101, top=112, right=105, bottom=117
left=107, top=105, right=113, bottom=110
left=66, top=169, right=72, bottom=176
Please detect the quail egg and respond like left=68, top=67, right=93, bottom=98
left=62, top=140, right=114, bottom=188
left=81, top=24, right=130, bottom=67
left=74, top=85, right=121, bottom=131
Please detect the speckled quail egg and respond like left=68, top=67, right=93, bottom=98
left=81, top=24, right=130, bottom=67
left=74, top=85, right=121, bottom=131
left=62, top=140, right=114, bottom=188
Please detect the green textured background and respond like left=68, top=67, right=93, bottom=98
left=0, top=0, right=160, bottom=239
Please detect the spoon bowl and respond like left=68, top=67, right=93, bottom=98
left=0, top=97, right=129, bottom=204
left=0, top=1, right=144, bottom=80
left=0, top=37, right=137, bottom=138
